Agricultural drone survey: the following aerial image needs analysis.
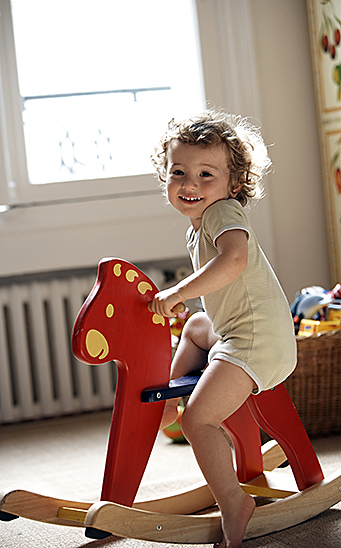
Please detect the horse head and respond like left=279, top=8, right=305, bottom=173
left=72, top=258, right=172, bottom=505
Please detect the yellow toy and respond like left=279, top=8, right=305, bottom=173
left=298, top=319, right=341, bottom=337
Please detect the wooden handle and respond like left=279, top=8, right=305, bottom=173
left=172, top=302, right=186, bottom=313
left=148, top=302, right=186, bottom=314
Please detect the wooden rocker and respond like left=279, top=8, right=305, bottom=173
left=1, top=257, right=341, bottom=544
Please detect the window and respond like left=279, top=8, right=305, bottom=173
left=1, top=0, right=205, bottom=203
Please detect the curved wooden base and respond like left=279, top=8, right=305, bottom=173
left=1, top=442, right=340, bottom=544
left=0, top=490, right=92, bottom=527
left=0, top=440, right=284, bottom=525
left=245, top=467, right=341, bottom=540
left=84, top=469, right=341, bottom=543
left=1, top=469, right=340, bottom=544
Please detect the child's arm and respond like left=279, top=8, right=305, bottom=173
left=150, top=229, right=248, bottom=317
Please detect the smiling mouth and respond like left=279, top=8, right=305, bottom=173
left=179, top=196, right=203, bottom=202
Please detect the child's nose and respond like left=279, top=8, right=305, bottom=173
left=182, top=174, right=197, bottom=188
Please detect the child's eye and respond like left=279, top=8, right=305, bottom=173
left=200, top=171, right=213, bottom=178
left=172, top=169, right=185, bottom=176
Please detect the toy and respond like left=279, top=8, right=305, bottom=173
left=170, top=307, right=190, bottom=355
left=170, top=311, right=190, bottom=338
left=291, top=284, right=341, bottom=333
left=163, top=405, right=187, bottom=443
left=1, top=258, right=341, bottom=544
left=298, top=318, right=341, bottom=337
left=328, top=303, right=341, bottom=322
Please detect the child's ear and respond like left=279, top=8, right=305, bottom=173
left=230, top=181, right=244, bottom=197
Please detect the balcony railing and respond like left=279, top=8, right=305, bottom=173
left=22, top=86, right=171, bottom=184
left=23, top=86, right=171, bottom=103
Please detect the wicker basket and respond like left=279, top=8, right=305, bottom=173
left=283, top=329, right=341, bottom=438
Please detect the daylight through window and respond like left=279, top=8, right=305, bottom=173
left=11, top=0, right=204, bottom=185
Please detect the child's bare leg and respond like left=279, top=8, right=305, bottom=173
left=181, top=359, right=256, bottom=548
left=160, top=312, right=219, bottom=430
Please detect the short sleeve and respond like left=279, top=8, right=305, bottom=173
left=202, top=200, right=251, bottom=247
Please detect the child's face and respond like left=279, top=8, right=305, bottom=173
left=166, top=140, right=234, bottom=230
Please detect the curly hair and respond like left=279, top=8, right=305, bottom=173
left=151, top=108, right=273, bottom=206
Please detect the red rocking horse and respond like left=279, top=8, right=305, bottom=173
left=1, top=257, right=341, bottom=544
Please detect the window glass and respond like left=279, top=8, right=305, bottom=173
left=11, top=0, right=204, bottom=184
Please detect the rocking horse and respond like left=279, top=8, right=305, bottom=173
left=1, top=257, right=341, bottom=544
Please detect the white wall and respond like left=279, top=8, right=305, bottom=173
left=0, top=194, right=190, bottom=276
left=0, top=0, right=332, bottom=303
left=248, top=0, right=331, bottom=300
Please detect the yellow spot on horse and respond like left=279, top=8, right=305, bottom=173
left=106, top=303, right=114, bottom=318
left=126, top=269, right=139, bottom=282
left=86, top=329, right=109, bottom=360
left=152, top=314, right=165, bottom=326
left=113, top=263, right=122, bottom=277
left=138, top=281, right=153, bottom=295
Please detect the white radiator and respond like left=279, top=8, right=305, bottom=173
left=0, top=275, right=117, bottom=423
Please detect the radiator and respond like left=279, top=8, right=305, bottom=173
left=0, top=275, right=117, bottom=424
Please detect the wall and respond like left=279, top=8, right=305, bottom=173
left=0, top=194, right=191, bottom=277
left=249, top=0, right=331, bottom=299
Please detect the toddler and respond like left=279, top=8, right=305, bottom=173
left=149, top=109, right=297, bottom=548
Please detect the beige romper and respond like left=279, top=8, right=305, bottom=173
left=186, top=199, right=297, bottom=393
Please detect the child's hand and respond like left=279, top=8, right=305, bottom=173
left=149, top=287, right=185, bottom=318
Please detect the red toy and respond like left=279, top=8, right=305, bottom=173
left=1, top=258, right=341, bottom=544
left=72, top=258, right=172, bottom=506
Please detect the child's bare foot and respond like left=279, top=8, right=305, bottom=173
left=159, top=400, right=179, bottom=430
left=215, top=492, right=255, bottom=548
